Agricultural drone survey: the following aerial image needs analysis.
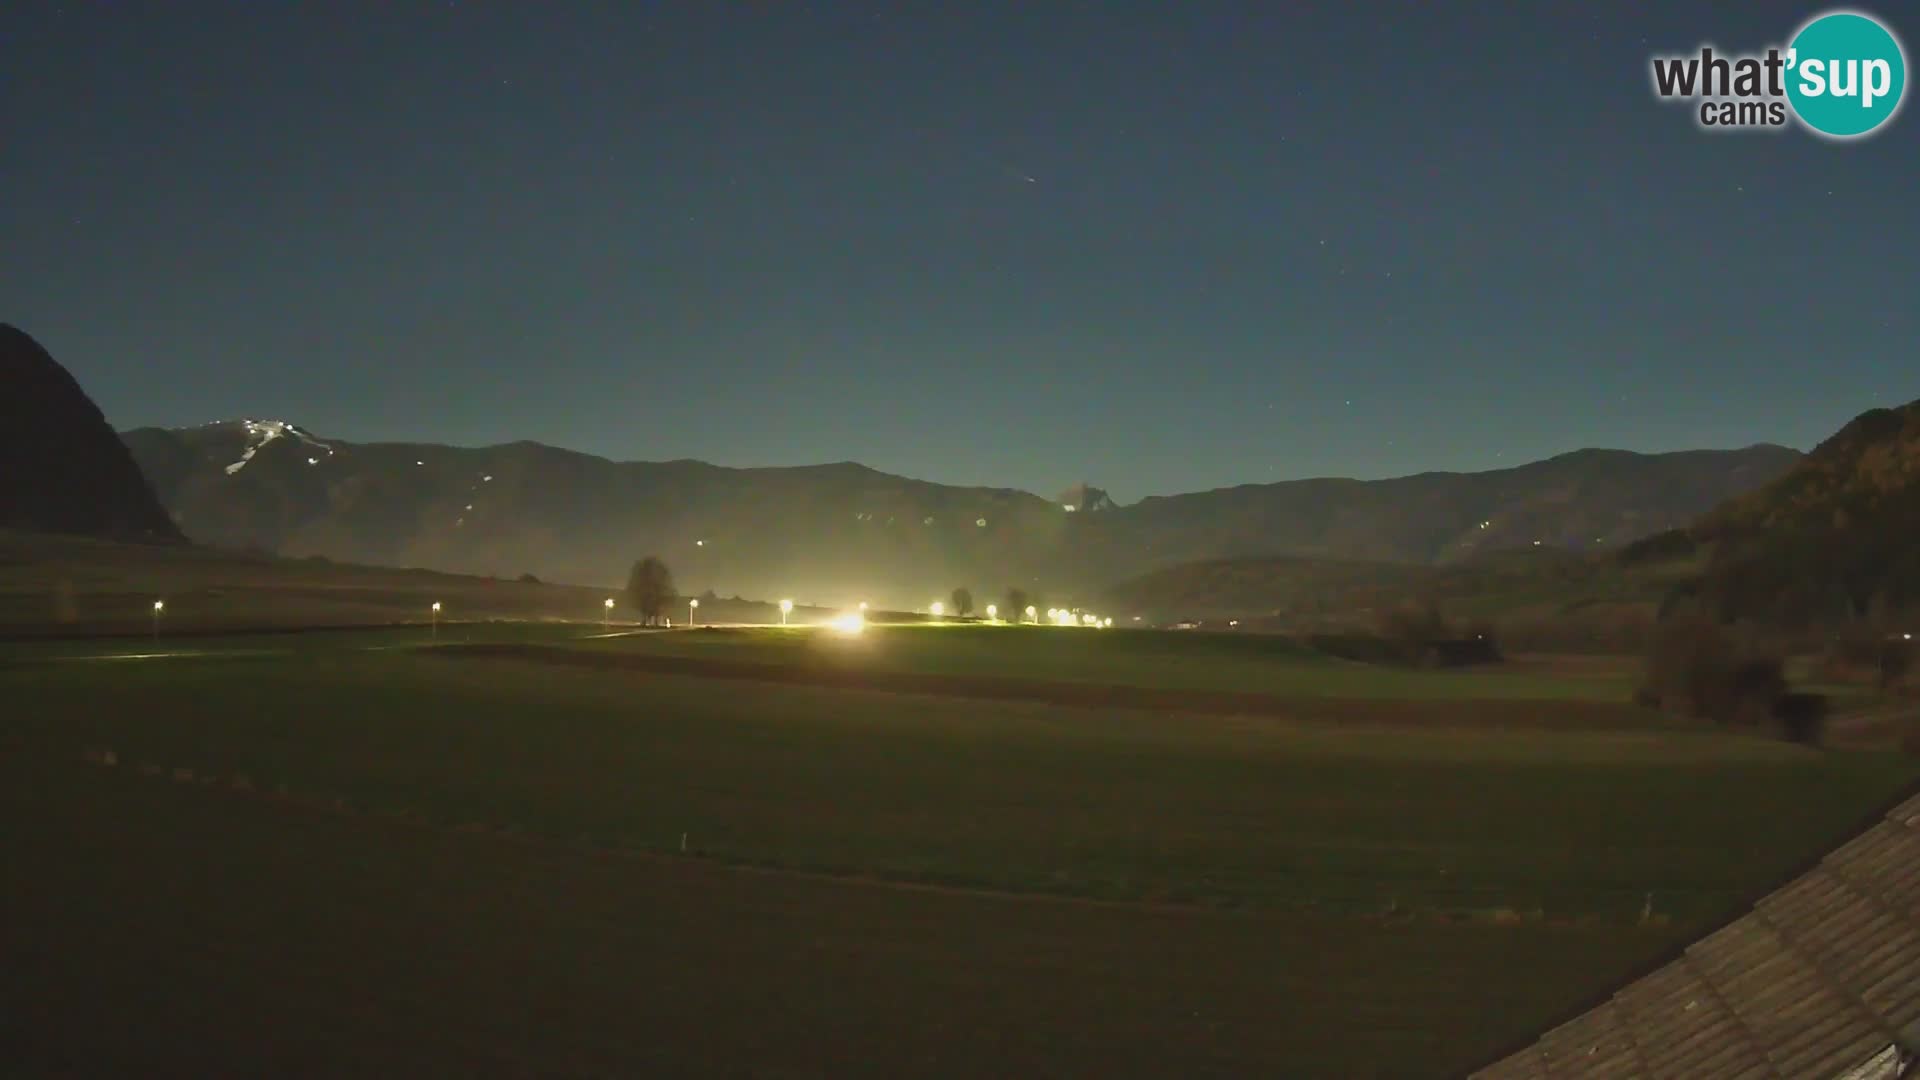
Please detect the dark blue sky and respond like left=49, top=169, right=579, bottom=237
left=4, top=2, right=1915, bottom=500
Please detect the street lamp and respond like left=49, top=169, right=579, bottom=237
left=604, top=597, right=614, bottom=630
left=689, top=597, right=699, bottom=626
left=779, top=598, right=793, bottom=626
left=986, top=604, right=997, bottom=621
left=930, top=601, right=945, bottom=618
left=431, top=601, right=441, bottom=640
left=1025, top=605, right=1037, bottom=623
left=151, top=599, right=164, bottom=642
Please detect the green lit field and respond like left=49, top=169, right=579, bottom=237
left=4, top=624, right=1915, bottom=1075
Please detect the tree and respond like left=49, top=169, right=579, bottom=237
left=1639, top=616, right=1789, bottom=728
left=626, top=556, right=674, bottom=627
left=1004, top=588, right=1030, bottom=623
left=950, top=586, right=974, bottom=618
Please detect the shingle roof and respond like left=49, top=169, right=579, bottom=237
left=1473, top=790, right=1920, bottom=1079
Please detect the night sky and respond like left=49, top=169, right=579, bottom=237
left=4, top=2, right=1915, bottom=500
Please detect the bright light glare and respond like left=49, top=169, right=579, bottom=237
left=604, top=598, right=615, bottom=609
left=689, top=599, right=699, bottom=608
left=1103, top=617, right=1113, bottom=627
left=779, top=599, right=794, bottom=613
left=985, top=604, right=998, bottom=619
left=1025, top=605, right=1037, bottom=619
left=830, top=612, right=866, bottom=635
left=153, top=600, right=164, bottom=612
left=431, top=602, right=442, bottom=612
left=858, top=601, right=868, bottom=611
left=930, top=602, right=945, bottom=617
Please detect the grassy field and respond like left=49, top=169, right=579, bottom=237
left=8, top=643, right=1907, bottom=922
left=577, top=622, right=1646, bottom=701
left=1, top=754, right=1669, bottom=1078
left=6, top=623, right=1916, bottom=1075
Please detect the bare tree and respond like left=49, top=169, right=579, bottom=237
left=626, top=556, right=675, bottom=627
left=950, top=586, right=974, bottom=618
left=1004, top=587, right=1030, bottom=623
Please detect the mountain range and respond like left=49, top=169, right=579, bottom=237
left=0, top=321, right=1824, bottom=610
left=117, top=418, right=1799, bottom=606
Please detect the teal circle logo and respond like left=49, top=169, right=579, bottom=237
left=1786, top=11, right=1907, bottom=138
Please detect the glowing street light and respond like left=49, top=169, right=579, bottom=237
left=431, top=600, right=442, bottom=640
left=858, top=601, right=868, bottom=612
left=604, top=597, right=614, bottom=630
left=985, top=604, right=997, bottom=621
left=1025, top=605, right=1037, bottom=623
left=930, top=601, right=945, bottom=618
left=830, top=611, right=865, bottom=635
left=779, top=598, right=793, bottom=626
left=151, top=599, right=164, bottom=642
left=689, top=597, right=699, bottom=627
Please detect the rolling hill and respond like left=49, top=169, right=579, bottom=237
left=1630, top=397, right=1920, bottom=626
